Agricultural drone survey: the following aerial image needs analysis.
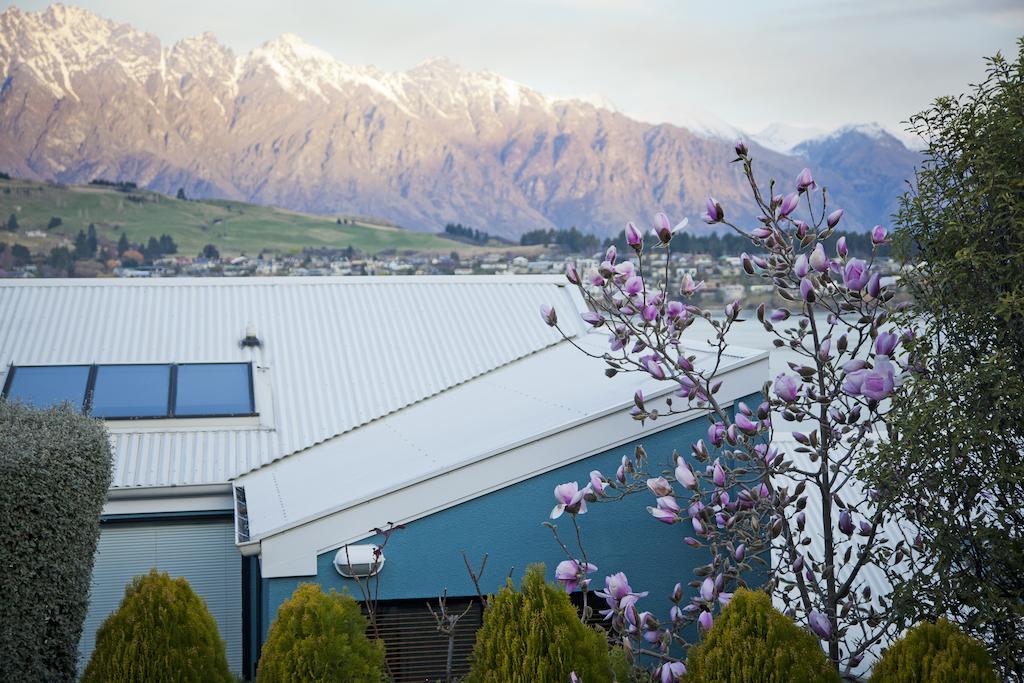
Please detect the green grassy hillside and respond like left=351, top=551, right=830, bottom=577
left=0, top=178, right=464, bottom=256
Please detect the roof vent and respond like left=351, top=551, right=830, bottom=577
left=333, top=544, right=385, bottom=578
left=240, top=322, right=261, bottom=348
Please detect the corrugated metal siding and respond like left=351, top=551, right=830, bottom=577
left=771, top=431, right=908, bottom=677
left=0, top=277, right=584, bottom=488
left=78, top=519, right=243, bottom=675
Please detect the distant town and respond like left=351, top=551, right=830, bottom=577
left=0, top=240, right=901, bottom=309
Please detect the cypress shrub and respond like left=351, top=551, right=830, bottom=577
left=609, top=645, right=635, bottom=682
left=685, top=588, right=838, bottom=683
left=82, top=569, right=233, bottom=683
left=467, top=564, right=612, bottom=683
left=0, top=402, right=112, bottom=682
left=256, top=583, right=386, bottom=682
left=869, top=619, right=997, bottom=683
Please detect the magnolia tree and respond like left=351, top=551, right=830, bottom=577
left=540, top=146, right=914, bottom=681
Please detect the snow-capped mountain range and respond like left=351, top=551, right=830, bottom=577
left=0, top=4, right=921, bottom=237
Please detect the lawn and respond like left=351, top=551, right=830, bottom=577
left=0, top=178, right=467, bottom=257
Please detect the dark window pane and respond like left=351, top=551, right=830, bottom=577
left=92, top=365, right=170, bottom=418
left=175, top=364, right=253, bottom=416
left=5, top=365, right=90, bottom=410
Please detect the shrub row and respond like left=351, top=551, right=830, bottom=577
left=82, top=565, right=997, bottom=682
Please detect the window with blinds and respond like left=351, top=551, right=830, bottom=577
left=366, top=598, right=483, bottom=683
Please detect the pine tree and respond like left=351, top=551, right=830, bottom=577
left=684, top=589, right=839, bottom=683
left=6, top=213, right=17, bottom=232
left=467, top=565, right=612, bottom=683
left=74, top=230, right=90, bottom=258
left=256, top=583, right=385, bottom=682
left=86, top=224, right=98, bottom=255
left=870, top=620, right=997, bottom=683
left=116, top=232, right=129, bottom=256
left=82, top=570, right=233, bottom=683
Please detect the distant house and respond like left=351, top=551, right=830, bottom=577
left=0, top=276, right=766, bottom=680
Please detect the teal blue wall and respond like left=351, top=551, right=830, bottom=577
left=260, top=392, right=763, bottom=640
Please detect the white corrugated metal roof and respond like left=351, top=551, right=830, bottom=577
left=237, top=333, right=768, bottom=542
left=0, top=276, right=586, bottom=488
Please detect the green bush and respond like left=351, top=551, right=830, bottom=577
left=684, top=588, right=838, bottom=683
left=609, top=645, right=635, bottom=682
left=467, top=564, right=612, bottom=683
left=0, top=401, right=111, bottom=682
left=256, top=583, right=386, bottom=682
left=82, top=569, right=233, bottom=683
left=869, top=619, right=997, bottom=683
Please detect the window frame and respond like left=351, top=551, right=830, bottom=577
left=172, top=362, right=257, bottom=419
left=1, top=364, right=92, bottom=412
left=2, top=362, right=257, bottom=421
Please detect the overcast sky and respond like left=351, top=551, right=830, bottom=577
left=8, top=0, right=1023, bottom=133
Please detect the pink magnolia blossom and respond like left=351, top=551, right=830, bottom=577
left=647, top=477, right=673, bottom=497
left=626, top=221, right=643, bottom=249
left=550, top=482, right=591, bottom=519
left=555, top=559, right=597, bottom=593
left=675, top=461, right=698, bottom=490
left=540, top=304, right=557, bottom=327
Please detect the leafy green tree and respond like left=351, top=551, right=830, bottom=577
left=467, top=564, right=612, bottom=683
left=47, top=216, right=62, bottom=229
left=82, top=570, right=233, bottom=683
left=201, top=243, right=220, bottom=259
left=684, top=589, right=838, bottom=683
left=48, top=246, right=75, bottom=275
left=256, top=583, right=385, bottom=683
left=176, top=187, right=187, bottom=200
left=869, top=620, right=997, bottom=683
left=866, top=38, right=1024, bottom=680
left=10, top=243, right=30, bottom=266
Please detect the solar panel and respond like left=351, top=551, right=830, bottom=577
left=91, top=364, right=171, bottom=418
left=175, top=363, right=254, bottom=416
left=3, top=365, right=90, bottom=410
left=4, top=362, right=256, bottom=420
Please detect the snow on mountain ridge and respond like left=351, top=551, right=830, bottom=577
left=0, top=3, right=921, bottom=239
left=752, top=122, right=828, bottom=153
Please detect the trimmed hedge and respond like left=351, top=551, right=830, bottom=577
left=684, top=588, right=839, bottom=683
left=256, top=583, right=386, bottom=682
left=869, top=619, right=997, bottom=683
left=82, top=570, right=233, bottom=682
left=467, top=564, right=613, bottom=683
left=0, top=401, right=112, bottom=682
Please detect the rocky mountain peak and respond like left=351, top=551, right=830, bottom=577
left=0, top=4, right=920, bottom=238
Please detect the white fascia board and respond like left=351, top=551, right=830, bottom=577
left=102, top=483, right=235, bottom=516
left=256, top=354, right=767, bottom=577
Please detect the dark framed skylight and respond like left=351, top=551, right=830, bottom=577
left=175, top=363, right=254, bottom=417
left=91, top=364, right=172, bottom=418
left=2, top=362, right=256, bottom=420
left=2, top=365, right=91, bottom=410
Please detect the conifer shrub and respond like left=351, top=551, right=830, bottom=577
left=256, top=583, right=386, bottom=683
left=684, top=588, right=838, bottom=683
left=609, top=645, right=635, bottom=682
left=467, top=564, right=613, bottom=683
left=869, top=619, right=997, bottom=683
left=82, top=569, right=233, bottom=683
left=0, top=402, right=111, bottom=682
